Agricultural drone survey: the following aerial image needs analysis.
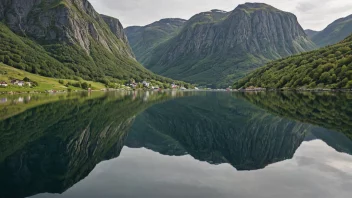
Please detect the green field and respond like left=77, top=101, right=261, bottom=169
left=0, top=63, right=106, bottom=92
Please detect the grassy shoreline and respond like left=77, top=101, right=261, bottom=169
left=0, top=63, right=106, bottom=93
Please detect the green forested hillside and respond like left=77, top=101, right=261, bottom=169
left=0, top=22, right=169, bottom=84
left=234, top=35, right=352, bottom=89
left=0, top=0, right=177, bottom=85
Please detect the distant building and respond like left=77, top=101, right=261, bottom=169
left=142, top=81, right=150, bottom=88
left=0, top=82, right=8, bottom=87
left=171, top=83, right=179, bottom=89
left=11, top=80, right=25, bottom=86
left=129, top=83, right=137, bottom=88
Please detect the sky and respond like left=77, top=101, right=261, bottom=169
left=89, top=0, right=352, bottom=31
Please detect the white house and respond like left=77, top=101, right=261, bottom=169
left=11, top=80, right=25, bottom=86
left=0, top=82, right=8, bottom=87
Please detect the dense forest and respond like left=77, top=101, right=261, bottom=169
left=233, top=34, right=352, bottom=89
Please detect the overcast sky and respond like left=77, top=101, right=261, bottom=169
left=90, top=0, right=352, bottom=31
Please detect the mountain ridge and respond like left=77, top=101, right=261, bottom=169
left=0, top=0, right=176, bottom=85
left=311, top=14, right=352, bottom=47
left=125, top=18, right=187, bottom=64
left=128, top=3, right=316, bottom=88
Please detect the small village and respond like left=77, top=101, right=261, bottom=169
left=0, top=78, right=34, bottom=88
left=126, top=80, right=194, bottom=90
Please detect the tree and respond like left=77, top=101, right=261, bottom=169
left=81, top=82, right=89, bottom=90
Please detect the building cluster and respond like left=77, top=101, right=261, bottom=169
left=0, top=79, right=33, bottom=87
left=127, top=80, right=189, bottom=90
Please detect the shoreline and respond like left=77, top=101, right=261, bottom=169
left=2, top=88, right=352, bottom=95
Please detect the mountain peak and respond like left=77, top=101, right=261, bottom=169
left=210, top=9, right=228, bottom=13
left=236, top=3, right=281, bottom=13
left=158, top=18, right=187, bottom=23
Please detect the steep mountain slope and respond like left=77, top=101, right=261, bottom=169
left=312, top=14, right=352, bottom=47
left=233, top=34, right=352, bottom=89
left=142, top=3, right=316, bottom=88
left=125, top=18, right=186, bottom=64
left=0, top=0, right=171, bottom=83
left=305, top=29, right=318, bottom=39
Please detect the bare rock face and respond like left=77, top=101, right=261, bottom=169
left=101, top=14, right=135, bottom=57
left=0, top=0, right=134, bottom=57
left=143, top=3, right=316, bottom=87
left=101, top=14, right=128, bottom=43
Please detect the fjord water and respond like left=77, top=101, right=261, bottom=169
left=0, top=91, right=351, bottom=198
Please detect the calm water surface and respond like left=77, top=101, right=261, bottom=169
left=0, top=91, right=351, bottom=198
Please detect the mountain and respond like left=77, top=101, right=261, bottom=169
left=135, top=3, right=316, bottom=88
left=305, top=29, right=318, bottom=39
left=125, top=18, right=186, bottom=64
left=233, top=34, right=352, bottom=89
left=311, top=14, right=352, bottom=47
left=0, top=0, right=171, bottom=84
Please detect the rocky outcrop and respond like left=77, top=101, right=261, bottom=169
left=0, top=0, right=134, bottom=57
left=142, top=3, right=316, bottom=87
left=101, top=14, right=134, bottom=56
left=0, top=0, right=171, bottom=83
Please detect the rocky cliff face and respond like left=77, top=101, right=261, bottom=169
left=101, top=14, right=134, bottom=56
left=0, top=0, right=170, bottom=83
left=142, top=3, right=316, bottom=87
left=125, top=18, right=186, bottom=63
left=0, top=0, right=133, bottom=56
left=311, top=14, right=352, bottom=47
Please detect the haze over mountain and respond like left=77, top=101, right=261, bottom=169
left=0, top=0, right=172, bottom=84
left=127, top=3, right=316, bottom=87
left=311, top=14, right=352, bottom=47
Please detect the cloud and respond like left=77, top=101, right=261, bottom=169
left=89, top=0, right=352, bottom=30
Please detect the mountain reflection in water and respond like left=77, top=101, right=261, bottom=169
left=0, top=91, right=351, bottom=198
